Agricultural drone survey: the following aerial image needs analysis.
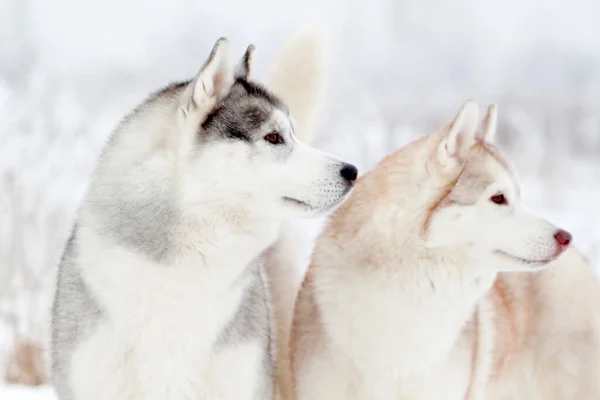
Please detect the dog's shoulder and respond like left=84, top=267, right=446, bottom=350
left=218, top=257, right=273, bottom=347
left=51, top=226, right=105, bottom=396
left=216, top=256, right=275, bottom=396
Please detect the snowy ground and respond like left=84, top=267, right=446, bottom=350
left=1, top=0, right=599, bottom=396
left=0, top=383, right=56, bottom=399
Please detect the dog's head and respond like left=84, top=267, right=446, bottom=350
left=422, top=101, right=572, bottom=271
left=176, top=39, right=357, bottom=219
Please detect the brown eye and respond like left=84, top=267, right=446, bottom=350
left=490, top=193, right=507, bottom=205
left=264, top=131, right=284, bottom=145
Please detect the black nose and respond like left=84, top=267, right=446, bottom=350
left=340, top=163, right=358, bottom=182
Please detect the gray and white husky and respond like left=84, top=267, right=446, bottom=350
left=50, top=33, right=357, bottom=400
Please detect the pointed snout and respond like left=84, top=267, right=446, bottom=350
left=554, top=229, right=572, bottom=253
left=340, top=163, right=358, bottom=184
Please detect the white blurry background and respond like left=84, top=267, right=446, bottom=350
left=0, top=0, right=599, bottom=397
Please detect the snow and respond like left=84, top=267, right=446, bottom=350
left=0, top=383, right=56, bottom=399
left=1, top=0, right=599, bottom=396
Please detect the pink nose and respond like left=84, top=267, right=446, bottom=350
left=554, top=229, right=572, bottom=250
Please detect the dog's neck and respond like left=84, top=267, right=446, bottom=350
left=315, top=201, right=497, bottom=381
left=84, top=117, right=283, bottom=269
left=338, top=200, right=497, bottom=291
left=83, top=173, right=281, bottom=271
left=176, top=205, right=281, bottom=268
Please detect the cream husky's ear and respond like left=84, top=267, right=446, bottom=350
left=181, top=38, right=234, bottom=119
left=479, top=104, right=498, bottom=143
left=266, top=27, right=329, bottom=144
left=234, top=44, right=255, bottom=81
left=436, top=100, right=479, bottom=167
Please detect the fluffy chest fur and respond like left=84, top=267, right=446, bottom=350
left=64, top=226, right=273, bottom=400
left=303, top=252, right=497, bottom=399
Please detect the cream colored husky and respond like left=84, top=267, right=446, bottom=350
left=290, top=101, right=600, bottom=399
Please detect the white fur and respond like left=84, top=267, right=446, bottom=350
left=265, top=26, right=329, bottom=143
left=69, top=224, right=270, bottom=399
left=192, top=38, right=233, bottom=108
left=300, top=246, right=496, bottom=400
left=437, top=99, right=479, bottom=165
left=480, top=104, right=497, bottom=143
left=292, top=101, right=578, bottom=399
left=261, top=27, right=332, bottom=400
left=58, top=31, right=342, bottom=400
left=428, top=103, right=565, bottom=270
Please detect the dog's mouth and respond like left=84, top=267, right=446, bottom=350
left=494, top=250, right=559, bottom=266
left=282, top=196, right=316, bottom=211
left=282, top=187, right=353, bottom=214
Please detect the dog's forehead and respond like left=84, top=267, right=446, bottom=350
left=270, top=108, right=293, bottom=132
left=228, top=81, right=289, bottom=120
left=228, top=79, right=287, bottom=113
left=201, top=80, right=290, bottom=140
left=461, top=143, right=519, bottom=194
left=231, top=101, right=292, bottom=138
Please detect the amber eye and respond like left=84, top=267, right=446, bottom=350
left=490, top=193, right=507, bottom=205
left=264, top=131, right=284, bottom=145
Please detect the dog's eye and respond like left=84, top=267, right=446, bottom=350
left=264, top=132, right=284, bottom=145
left=490, top=193, right=507, bottom=206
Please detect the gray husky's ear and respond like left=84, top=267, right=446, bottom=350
left=234, top=44, right=255, bottom=80
left=479, top=104, right=498, bottom=143
left=182, top=38, right=233, bottom=117
left=437, top=100, right=479, bottom=167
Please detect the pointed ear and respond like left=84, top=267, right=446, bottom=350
left=265, top=27, right=328, bottom=144
left=181, top=38, right=233, bottom=117
left=234, top=44, right=255, bottom=80
left=479, top=104, right=498, bottom=143
left=436, top=100, right=479, bottom=167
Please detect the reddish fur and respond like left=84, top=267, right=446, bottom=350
left=465, top=308, right=480, bottom=400
left=290, top=118, right=600, bottom=398
left=489, top=276, right=520, bottom=378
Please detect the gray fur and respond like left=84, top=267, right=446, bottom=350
left=218, top=257, right=275, bottom=399
left=200, top=78, right=295, bottom=165
left=51, top=228, right=104, bottom=400
left=49, top=31, right=323, bottom=396
left=218, top=259, right=272, bottom=345
left=51, top=75, right=288, bottom=398
left=201, top=78, right=288, bottom=142
left=88, top=180, right=180, bottom=263
left=86, top=77, right=290, bottom=264
left=234, top=45, right=255, bottom=80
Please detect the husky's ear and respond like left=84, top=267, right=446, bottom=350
left=479, top=104, right=498, bottom=143
left=234, top=44, right=255, bottom=80
left=266, top=27, right=329, bottom=144
left=436, top=100, right=479, bottom=167
left=181, top=38, right=233, bottom=118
